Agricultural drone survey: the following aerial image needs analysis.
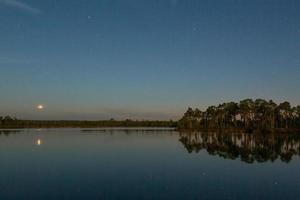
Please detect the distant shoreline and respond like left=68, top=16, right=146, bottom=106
left=0, top=119, right=177, bottom=129
left=1, top=126, right=299, bottom=135
left=1, top=121, right=300, bottom=134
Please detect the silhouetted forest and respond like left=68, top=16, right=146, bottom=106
left=179, top=132, right=300, bottom=163
left=0, top=116, right=176, bottom=129
left=178, top=99, right=300, bottom=133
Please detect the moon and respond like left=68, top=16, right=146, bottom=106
left=37, top=104, right=44, bottom=110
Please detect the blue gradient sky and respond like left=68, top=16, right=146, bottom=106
left=0, top=0, right=299, bottom=120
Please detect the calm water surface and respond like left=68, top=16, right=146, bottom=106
left=1, top=129, right=300, bottom=200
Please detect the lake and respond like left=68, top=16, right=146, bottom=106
left=1, top=129, right=300, bottom=199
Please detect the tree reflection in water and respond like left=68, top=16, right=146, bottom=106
left=179, top=132, right=300, bottom=163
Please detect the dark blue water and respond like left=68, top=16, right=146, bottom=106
left=0, top=129, right=300, bottom=199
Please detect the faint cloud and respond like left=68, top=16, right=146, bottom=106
left=0, top=0, right=42, bottom=14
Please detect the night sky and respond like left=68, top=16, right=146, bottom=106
left=0, top=0, right=299, bottom=120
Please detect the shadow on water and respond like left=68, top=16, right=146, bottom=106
left=179, top=131, right=300, bottom=163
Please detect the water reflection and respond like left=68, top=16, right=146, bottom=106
left=1, top=129, right=300, bottom=199
left=36, top=139, right=42, bottom=146
left=0, top=130, right=21, bottom=136
left=179, top=132, right=300, bottom=163
left=2, top=129, right=300, bottom=164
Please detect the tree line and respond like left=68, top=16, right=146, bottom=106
left=178, top=99, right=300, bottom=132
left=0, top=117, right=177, bottom=129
